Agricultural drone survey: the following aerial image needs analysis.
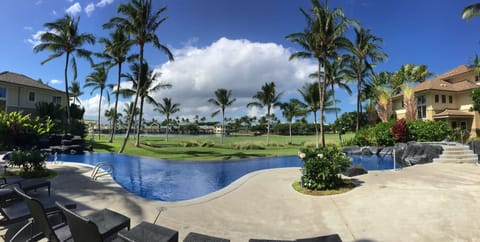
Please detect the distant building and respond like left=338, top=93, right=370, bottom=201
left=0, top=71, right=66, bottom=115
left=392, top=65, right=480, bottom=138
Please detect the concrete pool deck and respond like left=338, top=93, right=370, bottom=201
left=2, top=162, right=480, bottom=241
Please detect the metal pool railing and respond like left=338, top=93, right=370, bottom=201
left=91, top=162, right=114, bottom=180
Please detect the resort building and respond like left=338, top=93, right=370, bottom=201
left=0, top=71, right=66, bottom=115
left=392, top=65, right=480, bottom=137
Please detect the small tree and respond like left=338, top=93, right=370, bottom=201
left=470, top=87, right=480, bottom=112
left=298, top=146, right=351, bottom=190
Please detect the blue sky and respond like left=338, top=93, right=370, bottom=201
left=1, top=0, right=480, bottom=124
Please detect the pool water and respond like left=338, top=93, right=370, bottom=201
left=47, top=153, right=398, bottom=201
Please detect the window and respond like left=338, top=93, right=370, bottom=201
left=451, top=121, right=457, bottom=129
left=52, top=96, right=61, bottom=105
left=29, top=92, right=35, bottom=102
left=441, top=95, right=446, bottom=103
left=0, top=87, right=5, bottom=111
left=449, top=96, right=453, bottom=104
left=417, top=95, right=427, bottom=119
left=435, top=95, right=439, bottom=103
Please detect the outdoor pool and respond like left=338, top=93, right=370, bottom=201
left=47, top=153, right=398, bottom=201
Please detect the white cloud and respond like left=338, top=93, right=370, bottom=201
left=80, top=38, right=316, bottom=123
left=25, top=30, right=46, bottom=47
left=52, top=10, right=57, bottom=15
left=66, top=2, right=81, bottom=16
left=23, top=26, right=33, bottom=31
left=96, top=0, right=114, bottom=8
left=151, top=37, right=315, bottom=122
left=85, top=3, right=95, bottom=16
left=49, top=79, right=63, bottom=85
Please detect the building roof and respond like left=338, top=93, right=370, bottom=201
left=393, top=65, right=477, bottom=98
left=0, top=71, right=64, bottom=93
left=432, top=109, right=474, bottom=119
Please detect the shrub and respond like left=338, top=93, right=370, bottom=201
left=368, top=120, right=395, bottom=146
left=351, top=128, right=372, bottom=146
left=9, top=150, right=47, bottom=175
left=298, top=146, right=351, bottom=190
left=407, top=120, right=450, bottom=141
left=390, top=118, right=407, bottom=142
left=232, top=142, right=265, bottom=150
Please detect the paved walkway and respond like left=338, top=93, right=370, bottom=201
left=2, top=162, right=480, bottom=241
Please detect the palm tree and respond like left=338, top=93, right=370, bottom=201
left=120, top=62, right=171, bottom=146
left=315, top=56, right=352, bottom=142
left=104, top=0, right=174, bottom=153
left=462, top=3, right=480, bottom=21
left=247, top=82, right=283, bottom=144
left=346, top=23, right=387, bottom=132
left=34, top=14, right=95, bottom=129
left=123, top=102, right=140, bottom=133
left=298, top=82, right=320, bottom=147
left=84, top=65, right=108, bottom=140
left=280, top=99, right=307, bottom=144
left=97, top=29, right=135, bottom=143
left=286, top=0, right=350, bottom=147
left=208, top=89, right=236, bottom=144
left=69, top=80, right=83, bottom=105
left=105, top=107, right=123, bottom=135
left=154, top=97, right=180, bottom=141
left=391, top=64, right=430, bottom=94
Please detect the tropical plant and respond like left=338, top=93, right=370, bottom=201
left=0, top=111, right=54, bottom=149
left=287, top=0, right=350, bottom=147
left=154, top=97, right=180, bottom=141
left=247, top=82, right=283, bottom=144
left=470, top=86, right=480, bottom=112
left=298, top=146, right=351, bottom=190
left=376, top=85, right=393, bottom=122
left=97, top=29, right=135, bottom=143
left=345, top=22, right=387, bottom=132
left=69, top=80, right=83, bottom=105
left=9, top=150, right=47, bottom=175
left=298, top=82, right=320, bottom=147
left=402, top=83, right=417, bottom=121
left=120, top=62, right=171, bottom=146
left=105, top=107, right=122, bottom=136
left=34, top=14, right=95, bottom=130
left=391, top=64, right=430, bottom=94
left=208, top=88, right=236, bottom=144
left=390, top=118, right=407, bottom=143
left=84, top=65, right=108, bottom=139
left=104, top=0, right=174, bottom=153
left=280, top=99, right=307, bottom=144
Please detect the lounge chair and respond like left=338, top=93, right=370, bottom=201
left=0, top=190, right=75, bottom=228
left=9, top=187, right=72, bottom=242
left=249, top=234, right=342, bottom=242
left=116, top=221, right=178, bottom=242
left=56, top=201, right=131, bottom=242
left=1, top=176, right=51, bottom=196
left=183, top=232, right=230, bottom=242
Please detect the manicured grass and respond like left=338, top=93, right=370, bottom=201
left=91, top=133, right=354, bottom=160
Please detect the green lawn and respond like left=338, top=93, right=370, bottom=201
left=91, top=133, right=354, bottom=160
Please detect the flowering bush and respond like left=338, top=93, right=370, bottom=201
left=298, top=146, right=351, bottom=190
left=9, top=150, right=47, bottom=175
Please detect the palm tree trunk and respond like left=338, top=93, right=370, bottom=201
left=313, top=110, right=318, bottom=148
left=109, top=62, right=122, bottom=143
left=289, top=121, right=292, bottom=144
left=266, top=108, right=270, bottom=145
left=319, top=60, right=326, bottom=147
left=98, top=89, right=103, bottom=140
left=356, top=68, right=362, bottom=132
left=64, top=53, right=72, bottom=133
left=221, top=111, right=225, bottom=144
left=135, top=97, right=145, bottom=147
left=119, top=45, right=144, bottom=153
left=331, top=82, right=342, bottom=143
left=166, top=116, right=169, bottom=142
